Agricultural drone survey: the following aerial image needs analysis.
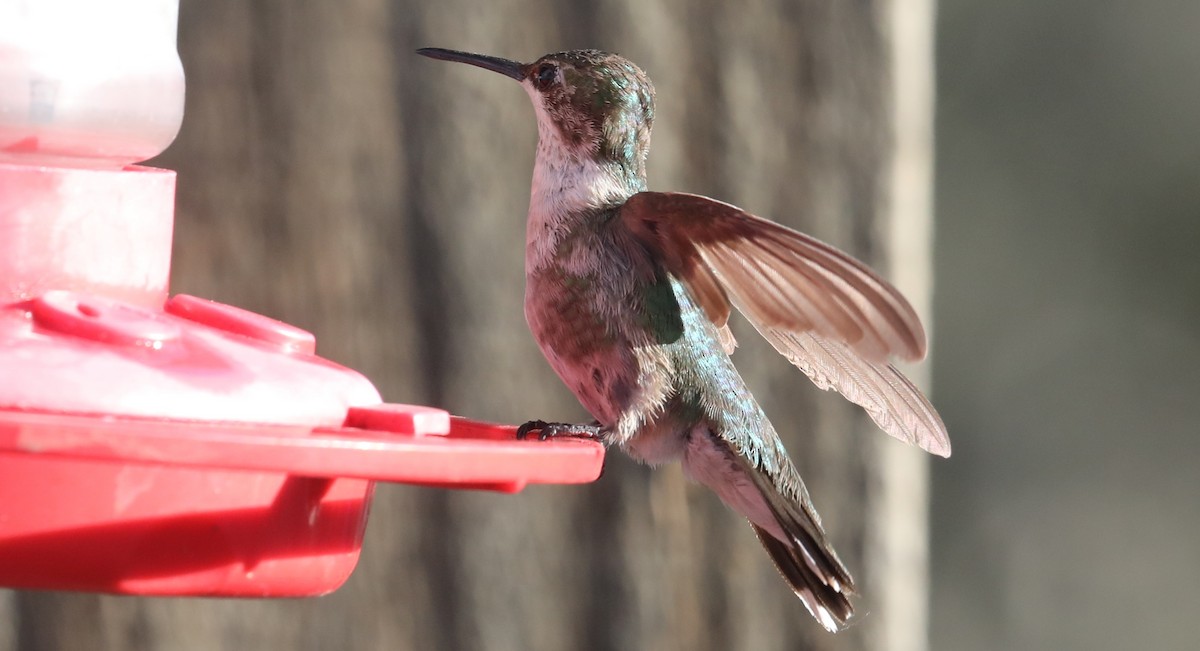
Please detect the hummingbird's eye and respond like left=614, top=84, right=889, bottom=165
left=534, top=63, right=557, bottom=89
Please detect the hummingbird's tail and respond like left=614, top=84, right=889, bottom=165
left=682, top=428, right=855, bottom=631
left=751, top=520, right=854, bottom=632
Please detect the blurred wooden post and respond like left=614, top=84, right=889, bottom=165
left=0, top=1, right=935, bottom=650
left=874, top=1, right=938, bottom=650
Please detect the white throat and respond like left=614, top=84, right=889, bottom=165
left=521, top=81, right=633, bottom=272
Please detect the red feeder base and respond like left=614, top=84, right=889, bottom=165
left=0, top=161, right=604, bottom=596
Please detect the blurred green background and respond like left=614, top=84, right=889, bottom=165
left=932, top=1, right=1200, bottom=649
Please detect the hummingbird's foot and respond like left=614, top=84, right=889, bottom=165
left=515, top=419, right=605, bottom=441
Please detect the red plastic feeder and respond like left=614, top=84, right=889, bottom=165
left=0, top=163, right=603, bottom=597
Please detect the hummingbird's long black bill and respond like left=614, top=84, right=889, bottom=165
left=416, top=48, right=526, bottom=80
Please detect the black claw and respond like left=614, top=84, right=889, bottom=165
left=516, top=419, right=548, bottom=440
left=515, top=420, right=605, bottom=441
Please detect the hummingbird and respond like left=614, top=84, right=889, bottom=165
left=417, top=47, right=950, bottom=632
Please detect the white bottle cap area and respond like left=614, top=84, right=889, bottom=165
left=0, top=0, right=184, bottom=168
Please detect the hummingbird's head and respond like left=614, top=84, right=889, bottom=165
left=417, top=48, right=655, bottom=186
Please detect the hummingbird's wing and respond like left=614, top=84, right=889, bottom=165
left=619, top=191, right=950, bottom=457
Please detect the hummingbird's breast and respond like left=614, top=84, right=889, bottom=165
left=522, top=202, right=764, bottom=459
left=520, top=149, right=741, bottom=453
left=523, top=206, right=668, bottom=430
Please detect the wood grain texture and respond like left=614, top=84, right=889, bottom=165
left=1, top=1, right=933, bottom=650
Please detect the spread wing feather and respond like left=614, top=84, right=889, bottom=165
left=758, top=329, right=949, bottom=456
left=620, top=191, right=950, bottom=456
